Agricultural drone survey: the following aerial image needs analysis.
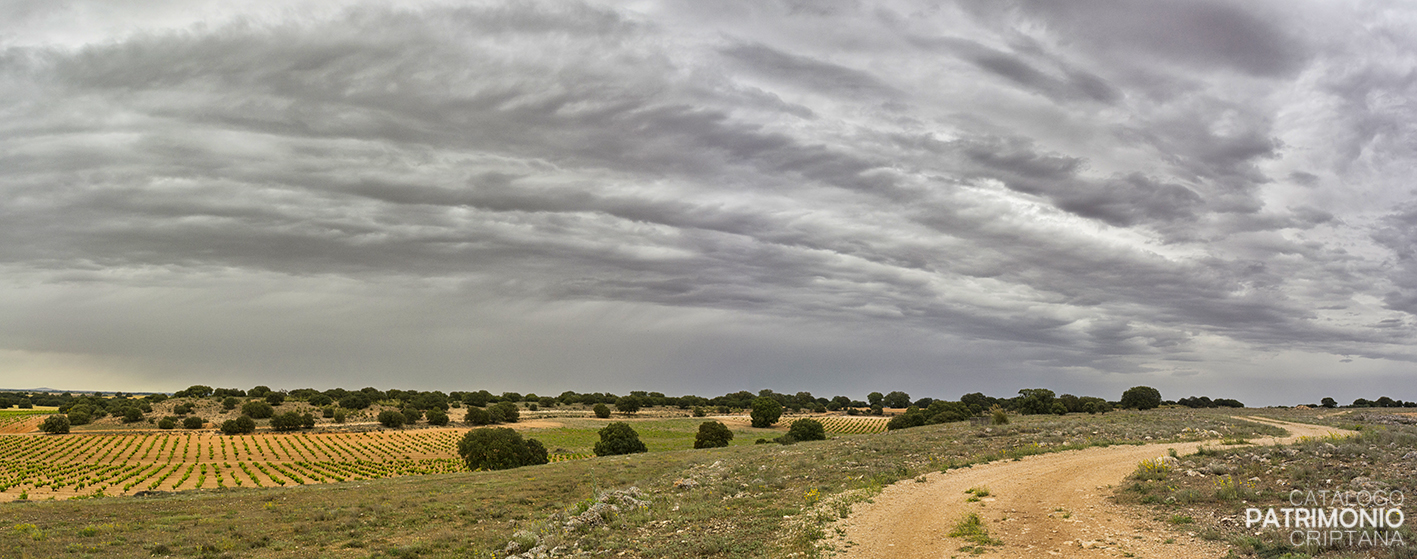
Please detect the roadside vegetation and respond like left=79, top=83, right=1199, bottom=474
left=1113, top=409, right=1417, bottom=559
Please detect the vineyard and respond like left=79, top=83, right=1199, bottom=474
left=0, top=427, right=586, bottom=502
left=817, top=415, right=889, bottom=434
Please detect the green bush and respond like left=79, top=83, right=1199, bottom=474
left=692, top=407, right=706, bottom=417
left=1120, top=386, right=1162, bottom=410
left=593, top=403, right=611, bottom=418
left=749, top=397, right=782, bottom=428
left=271, top=411, right=313, bottom=431
left=490, top=401, right=520, bottom=423
left=426, top=409, right=450, bottom=426
left=788, top=418, right=827, bottom=441
left=694, top=421, right=734, bottom=449
left=457, top=428, right=549, bottom=471
left=220, top=416, right=256, bottom=435
left=377, top=410, right=406, bottom=428
left=615, top=395, right=642, bottom=415
left=40, top=415, right=70, bottom=434
left=333, top=409, right=347, bottom=423
left=242, top=400, right=275, bottom=419
left=182, top=416, right=204, bottom=430
left=400, top=408, right=423, bottom=424
left=158, top=417, right=177, bottom=430
left=465, top=406, right=491, bottom=425
left=222, top=397, right=238, bottom=410
left=594, top=422, right=647, bottom=456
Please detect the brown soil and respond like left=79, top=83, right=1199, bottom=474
left=0, top=416, right=43, bottom=434
left=831, top=417, right=1351, bottom=558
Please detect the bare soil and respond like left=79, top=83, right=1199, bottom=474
left=831, top=417, right=1350, bottom=558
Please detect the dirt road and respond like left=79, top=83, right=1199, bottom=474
left=831, top=417, right=1350, bottom=558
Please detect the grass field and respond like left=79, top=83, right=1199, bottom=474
left=0, top=408, right=1286, bottom=558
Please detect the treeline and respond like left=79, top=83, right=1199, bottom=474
left=1316, top=396, right=1417, bottom=409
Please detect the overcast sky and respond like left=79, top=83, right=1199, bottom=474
left=3, top=0, right=1415, bottom=405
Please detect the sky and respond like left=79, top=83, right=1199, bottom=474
left=2, top=0, right=1416, bottom=406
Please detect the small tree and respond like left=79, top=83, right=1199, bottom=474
left=867, top=392, right=885, bottom=406
left=401, top=408, right=423, bottom=425
left=615, top=395, right=642, bottom=415
left=333, top=409, right=347, bottom=423
left=40, top=415, right=70, bottom=434
left=122, top=407, right=144, bottom=423
left=377, top=410, right=406, bottom=428
left=883, top=391, right=912, bottom=409
left=1120, top=386, right=1162, bottom=410
left=426, top=409, right=450, bottom=426
left=182, top=416, right=204, bottom=429
left=749, top=397, right=782, bottom=428
left=594, top=422, right=647, bottom=456
left=593, top=403, right=611, bottom=418
left=465, top=406, right=491, bottom=425
left=158, top=417, right=177, bottom=429
left=457, top=428, right=548, bottom=471
left=694, top=421, right=734, bottom=449
left=265, top=392, right=286, bottom=406
left=692, top=406, right=706, bottom=417
left=220, top=415, right=256, bottom=435
left=787, top=418, right=826, bottom=442
left=271, top=411, right=306, bottom=431
left=242, top=400, right=275, bottom=419
left=222, top=397, right=238, bottom=410
left=1321, top=397, right=1337, bottom=409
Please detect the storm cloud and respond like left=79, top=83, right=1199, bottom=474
left=2, top=0, right=1415, bottom=404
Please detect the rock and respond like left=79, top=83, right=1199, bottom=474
left=1185, top=469, right=1205, bottom=477
left=1403, top=451, right=1417, bottom=460
left=673, top=478, right=699, bottom=490
left=1156, top=456, right=1180, bottom=469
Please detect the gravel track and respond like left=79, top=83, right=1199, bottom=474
left=831, top=417, right=1350, bottom=558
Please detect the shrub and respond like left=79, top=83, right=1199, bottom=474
left=333, top=409, right=347, bottom=423
left=458, top=428, right=548, bottom=471
left=692, top=406, right=706, bottom=417
left=182, top=416, right=204, bottom=429
left=615, top=395, right=642, bottom=415
left=749, top=397, right=782, bottom=428
left=989, top=404, right=1009, bottom=425
left=339, top=393, right=371, bottom=410
left=869, top=404, right=884, bottom=416
left=465, top=407, right=491, bottom=425
left=222, top=397, right=238, bottom=411
left=271, top=411, right=310, bottom=431
left=594, top=422, right=647, bottom=456
left=220, top=416, right=256, bottom=435
left=400, top=408, right=423, bottom=424
left=265, top=392, right=286, bottom=406
left=788, top=418, right=827, bottom=441
left=122, top=408, right=144, bottom=423
left=322, top=406, right=335, bottom=418
left=492, top=401, right=520, bottom=423
left=172, top=403, right=193, bottom=415
left=242, top=400, right=275, bottom=419
left=40, top=415, right=70, bottom=434
left=1120, top=386, right=1162, bottom=410
left=694, top=421, right=734, bottom=449
left=883, top=391, right=911, bottom=408
left=66, top=410, right=91, bottom=426
left=158, top=417, right=177, bottom=430
left=377, top=410, right=406, bottom=428
left=426, top=409, right=450, bottom=426
left=593, top=403, right=611, bottom=418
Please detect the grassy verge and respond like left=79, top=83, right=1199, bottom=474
left=1, top=409, right=1280, bottom=558
left=1113, top=409, right=1417, bottom=559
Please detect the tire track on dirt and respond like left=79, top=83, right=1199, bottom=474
left=831, top=417, right=1351, bottom=558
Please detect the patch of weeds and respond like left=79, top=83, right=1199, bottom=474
left=1167, top=514, right=1193, bottom=525
left=948, top=512, right=1001, bottom=547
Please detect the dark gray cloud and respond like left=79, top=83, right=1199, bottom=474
left=1, top=0, right=1415, bottom=405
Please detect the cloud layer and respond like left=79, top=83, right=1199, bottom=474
left=2, top=0, right=1416, bottom=404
